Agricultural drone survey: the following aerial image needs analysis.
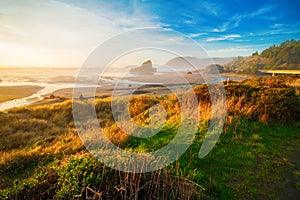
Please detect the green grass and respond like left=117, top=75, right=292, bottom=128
left=1, top=119, right=298, bottom=199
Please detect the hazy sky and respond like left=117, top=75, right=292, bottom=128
left=0, top=0, right=299, bottom=67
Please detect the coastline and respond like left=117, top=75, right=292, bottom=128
left=0, top=85, right=44, bottom=103
left=0, top=72, right=247, bottom=110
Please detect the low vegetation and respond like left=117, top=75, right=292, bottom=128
left=0, top=75, right=299, bottom=199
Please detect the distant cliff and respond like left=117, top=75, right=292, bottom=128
left=165, top=56, right=233, bottom=70
left=203, top=64, right=224, bottom=74
left=130, top=60, right=156, bottom=74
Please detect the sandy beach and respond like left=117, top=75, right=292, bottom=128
left=0, top=85, right=44, bottom=103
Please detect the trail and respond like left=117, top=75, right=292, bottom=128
left=244, top=136, right=300, bottom=199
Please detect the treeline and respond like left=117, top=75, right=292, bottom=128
left=225, top=39, right=300, bottom=74
left=260, top=39, right=300, bottom=69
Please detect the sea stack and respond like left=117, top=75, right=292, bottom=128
left=130, top=60, right=156, bottom=74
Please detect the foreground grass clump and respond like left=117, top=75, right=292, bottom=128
left=3, top=153, right=205, bottom=199
left=0, top=75, right=299, bottom=199
left=194, top=75, right=300, bottom=123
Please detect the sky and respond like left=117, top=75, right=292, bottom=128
left=0, top=0, right=299, bottom=67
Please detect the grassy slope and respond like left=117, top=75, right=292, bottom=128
left=227, top=55, right=270, bottom=73
left=0, top=75, right=299, bottom=199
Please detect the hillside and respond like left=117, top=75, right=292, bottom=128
left=165, top=56, right=234, bottom=70
left=0, top=75, right=299, bottom=199
left=227, top=39, right=300, bottom=74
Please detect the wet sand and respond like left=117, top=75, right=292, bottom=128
left=123, top=71, right=206, bottom=84
left=0, top=85, right=44, bottom=103
left=46, top=72, right=204, bottom=97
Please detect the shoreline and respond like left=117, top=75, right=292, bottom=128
left=0, top=72, right=246, bottom=110
left=0, top=85, right=44, bottom=103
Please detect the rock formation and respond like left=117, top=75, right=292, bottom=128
left=130, top=60, right=156, bottom=74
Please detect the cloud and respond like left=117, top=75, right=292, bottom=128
left=207, top=47, right=253, bottom=57
left=212, top=28, right=225, bottom=32
left=206, top=34, right=241, bottom=42
left=0, top=0, right=160, bottom=67
left=215, top=5, right=275, bottom=32
left=201, top=1, right=221, bottom=17
left=184, top=20, right=195, bottom=25
left=208, top=47, right=252, bottom=53
left=246, top=22, right=300, bottom=37
left=269, top=23, right=284, bottom=28
left=188, top=33, right=207, bottom=38
left=245, top=6, right=274, bottom=19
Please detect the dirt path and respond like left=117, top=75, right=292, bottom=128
left=244, top=137, right=300, bottom=199
left=273, top=137, right=300, bottom=199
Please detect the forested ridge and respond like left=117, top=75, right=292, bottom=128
left=227, top=39, right=300, bottom=74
